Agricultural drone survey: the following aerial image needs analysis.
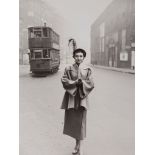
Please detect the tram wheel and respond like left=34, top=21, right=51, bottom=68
left=55, top=68, right=58, bottom=72
left=50, top=69, right=53, bottom=73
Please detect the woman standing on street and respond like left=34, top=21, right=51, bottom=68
left=61, top=48, right=94, bottom=155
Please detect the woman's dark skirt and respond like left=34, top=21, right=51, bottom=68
left=63, top=107, right=87, bottom=140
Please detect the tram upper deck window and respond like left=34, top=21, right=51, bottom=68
left=32, top=28, right=42, bottom=38
left=43, top=28, right=48, bottom=37
left=29, top=29, right=34, bottom=38
left=34, top=31, right=42, bottom=38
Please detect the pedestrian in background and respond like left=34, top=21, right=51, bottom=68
left=61, top=48, right=94, bottom=155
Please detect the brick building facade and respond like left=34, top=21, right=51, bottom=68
left=91, top=0, right=135, bottom=69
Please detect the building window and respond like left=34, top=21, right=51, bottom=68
left=99, top=22, right=105, bottom=37
left=100, top=37, right=105, bottom=52
left=113, top=32, right=118, bottom=43
left=106, top=35, right=109, bottom=45
left=27, top=11, right=34, bottom=17
left=99, top=22, right=105, bottom=52
left=121, top=29, right=126, bottom=50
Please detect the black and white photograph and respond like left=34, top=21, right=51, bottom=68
left=19, top=0, right=136, bottom=155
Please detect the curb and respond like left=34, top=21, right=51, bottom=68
left=90, top=64, right=135, bottom=74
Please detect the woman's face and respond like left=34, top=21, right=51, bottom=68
left=74, top=52, right=84, bottom=64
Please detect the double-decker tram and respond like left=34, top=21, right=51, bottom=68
left=28, top=25, right=60, bottom=74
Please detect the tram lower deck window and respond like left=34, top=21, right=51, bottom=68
left=43, top=49, right=50, bottom=58
left=35, top=52, right=42, bottom=58
left=30, top=52, right=34, bottom=58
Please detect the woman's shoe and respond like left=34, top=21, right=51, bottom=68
left=72, top=148, right=79, bottom=154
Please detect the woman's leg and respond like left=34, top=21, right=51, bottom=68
left=75, top=139, right=79, bottom=150
left=79, top=140, right=84, bottom=155
left=72, top=139, right=80, bottom=154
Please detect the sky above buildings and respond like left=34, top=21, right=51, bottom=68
left=44, top=0, right=113, bottom=51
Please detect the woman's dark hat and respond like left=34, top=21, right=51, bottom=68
left=73, top=48, right=86, bottom=57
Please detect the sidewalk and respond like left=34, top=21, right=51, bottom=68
left=90, top=64, right=135, bottom=74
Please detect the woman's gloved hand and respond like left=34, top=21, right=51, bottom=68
left=76, top=79, right=83, bottom=87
